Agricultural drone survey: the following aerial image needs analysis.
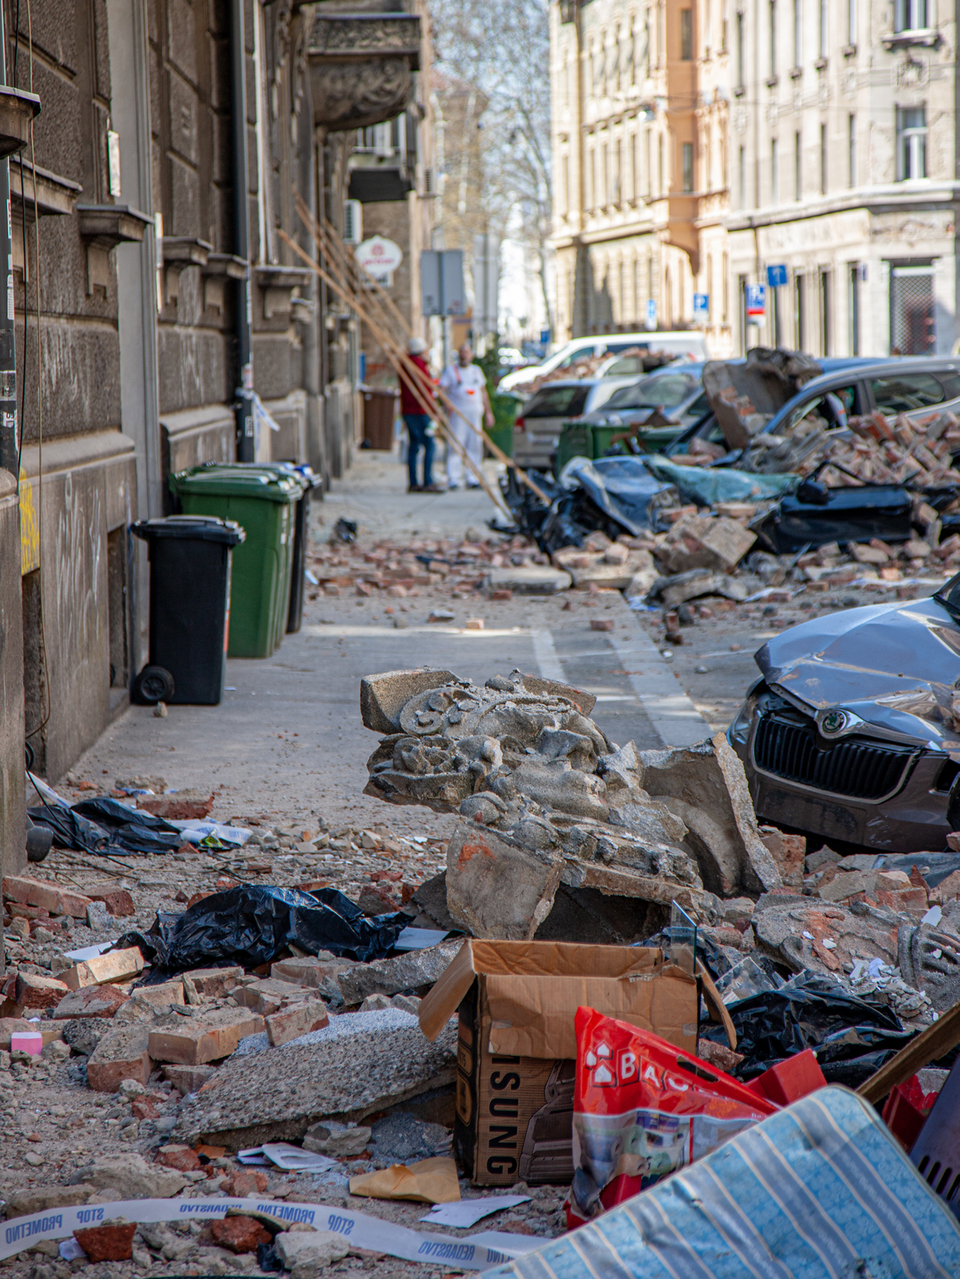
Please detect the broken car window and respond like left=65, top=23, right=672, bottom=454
left=870, top=372, right=947, bottom=417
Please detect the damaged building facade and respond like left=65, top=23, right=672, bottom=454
left=1, top=0, right=432, bottom=872
left=551, top=0, right=960, bottom=361
left=728, top=0, right=960, bottom=359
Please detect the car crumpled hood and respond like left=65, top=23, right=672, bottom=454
left=756, top=596, right=960, bottom=748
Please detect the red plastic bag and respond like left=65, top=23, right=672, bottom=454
left=569, top=1006, right=778, bottom=1225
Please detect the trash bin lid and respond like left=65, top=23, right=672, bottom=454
left=169, top=466, right=302, bottom=503
left=132, top=515, right=246, bottom=545
left=193, top=460, right=313, bottom=493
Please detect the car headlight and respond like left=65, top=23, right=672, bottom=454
left=728, top=680, right=764, bottom=750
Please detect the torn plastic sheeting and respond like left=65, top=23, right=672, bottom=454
left=699, top=970, right=914, bottom=1086
left=558, top=456, right=678, bottom=536
left=641, top=455, right=800, bottom=507
left=115, top=884, right=408, bottom=980
left=0, top=1198, right=534, bottom=1270
left=753, top=482, right=914, bottom=554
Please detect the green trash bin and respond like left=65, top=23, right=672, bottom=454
left=555, top=420, right=594, bottom=474
left=169, top=465, right=301, bottom=658
left=487, top=391, right=521, bottom=458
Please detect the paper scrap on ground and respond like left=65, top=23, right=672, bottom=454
left=170, top=819, right=251, bottom=847
left=0, top=1197, right=531, bottom=1270
left=261, top=1143, right=338, bottom=1173
left=394, top=926, right=452, bottom=951
left=350, top=1157, right=460, bottom=1204
left=420, top=1195, right=531, bottom=1228
left=63, top=941, right=116, bottom=962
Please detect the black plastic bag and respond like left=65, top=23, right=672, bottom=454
left=27, top=804, right=109, bottom=855
left=28, top=795, right=182, bottom=857
left=117, top=884, right=408, bottom=980
left=72, top=797, right=182, bottom=854
left=700, top=970, right=914, bottom=1087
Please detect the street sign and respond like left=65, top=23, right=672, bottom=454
left=766, top=263, right=788, bottom=288
left=420, top=250, right=465, bottom=317
left=356, top=235, right=403, bottom=277
left=745, top=283, right=766, bottom=318
left=645, top=298, right=657, bottom=330
left=693, top=292, right=709, bottom=321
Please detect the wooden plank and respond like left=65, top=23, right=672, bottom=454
left=858, top=999, right=960, bottom=1106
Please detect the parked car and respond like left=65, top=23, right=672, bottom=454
left=729, top=572, right=960, bottom=854
left=579, top=363, right=715, bottom=454
left=498, top=331, right=710, bottom=393
left=666, top=357, right=960, bottom=461
left=513, top=377, right=638, bottom=469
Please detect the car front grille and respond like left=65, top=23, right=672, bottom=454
left=753, top=711, right=919, bottom=800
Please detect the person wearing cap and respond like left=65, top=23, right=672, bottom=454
left=438, top=342, right=493, bottom=489
left=400, top=337, right=442, bottom=492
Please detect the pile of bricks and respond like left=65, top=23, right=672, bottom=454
left=815, top=409, right=960, bottom=487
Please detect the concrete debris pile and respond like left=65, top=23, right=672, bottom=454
left=361, top=666, right=784, bottom=940
left=703, top=347, right=824, bottom=451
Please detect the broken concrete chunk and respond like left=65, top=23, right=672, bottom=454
left=63, top=947, right=144, bottom=992
left=759, top=827, right=806, bottom=889
left=638, top=732, right=782, bottom=896
left=360, top=668, right=459, bottom=734
left=148, top=1006, right=265, bottom=1065
left=86, top=1023, right=154, bottom=1092
left=276, top=1230, right=349, bottom=1278
left=703, top=348, right=822, bottom=450
left=302, top=1119, right=371, bottom=1157
left=336, top=942, right=462, bottom=1007
left=231, top=978, right=313, bottom=1016
left=14, top=971, right=69, bottom=1008
left=753, top=901, right=898, bottom=975
left=270, top=956, right=355, bottom=1001
left=162, top=1063, right=216, bottom=1094
left=3, top=1185, right=95, bottom=1219
left=487, top=565, right=572, bottom=594
left=445, top=824, right=562, bottom=941
left=177, top=1009, right=456, bottom=1149
left=67, top=1152, right=187, bottom=1199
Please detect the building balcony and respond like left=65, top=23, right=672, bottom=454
left=307, top=10, right=421, bottom=132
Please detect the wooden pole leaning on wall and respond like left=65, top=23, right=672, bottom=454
left=294, top=200, right=550, bottom=507
left=277, top=228, right=511, bottom=517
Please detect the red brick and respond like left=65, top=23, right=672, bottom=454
left=589, top=618, right=615, bottom=631
left=157, top=1145, right=202, bottom=1172
left=265, top=998, right=329, bottom=1047
left=74, top=1224, right=137, bottom=1262
left=86, top=1024, right=153, bottom=1093
left=54, top=984, right=129, bottom=1020
left=221, top=1170, right=269, bottom=1197
left=14, top=971, right=69, bottom=1009
left=210, top=1216, right=272, bottom=1254
left=2, top=874, right=91, bottom=918
left=131, top=1096, right=160, bottom=1120
left=876, top=887, right=929, bottom=912
left=84, top=886, right=135, bottom=916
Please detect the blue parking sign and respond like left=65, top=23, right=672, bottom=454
left=693, top=292, right=708, bottom=321
left=645, top=298, right=657, bottom=330
left=745, top=283, right=766, bottom=318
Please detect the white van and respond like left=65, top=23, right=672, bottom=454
left=497, top=331, right=709, bottom=392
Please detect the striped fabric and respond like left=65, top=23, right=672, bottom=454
left=486, top=1087, right=960, bottom=1278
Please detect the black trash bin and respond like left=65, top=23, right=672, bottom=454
left=285, top=464, right=320, bottom=634
left=131, top=515, right=245, bottom=705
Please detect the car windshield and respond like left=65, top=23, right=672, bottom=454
left=605, top=374, right=698, bottom=411
left=523, top=385, right=591, bottom=417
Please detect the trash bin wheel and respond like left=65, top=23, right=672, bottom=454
left=134, top=664, right=176, bottom=705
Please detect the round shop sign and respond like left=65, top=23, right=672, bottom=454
left=356, top=235, right=403, bottom=275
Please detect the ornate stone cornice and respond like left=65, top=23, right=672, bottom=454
left=307, top=12, right=421, bottom=131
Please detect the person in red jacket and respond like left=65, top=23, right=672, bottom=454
left=400, top=337, right=442, bottom=492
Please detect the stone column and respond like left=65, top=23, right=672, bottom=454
left=0, top=469, right=25, bottom=886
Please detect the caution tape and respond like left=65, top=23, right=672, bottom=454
left=0, top=1196, right=531, bottom=1270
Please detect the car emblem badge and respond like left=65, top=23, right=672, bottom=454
left=819, top=709, right=849, bottom=737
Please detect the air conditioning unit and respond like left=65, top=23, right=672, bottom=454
left=344, top=199, right=363, bottom=245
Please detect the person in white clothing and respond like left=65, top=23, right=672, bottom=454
left=438, top=342, right=494, bottom=488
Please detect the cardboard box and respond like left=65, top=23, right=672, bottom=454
left=418, top=939, right=698, bottom=1186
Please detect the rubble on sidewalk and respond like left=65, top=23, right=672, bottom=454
left=362, top=667, right=781, bottom=938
